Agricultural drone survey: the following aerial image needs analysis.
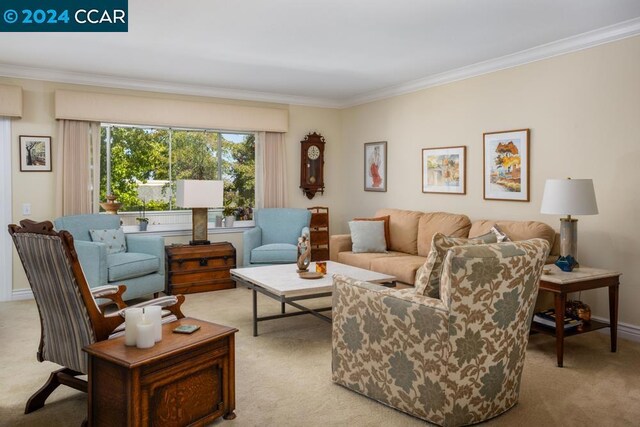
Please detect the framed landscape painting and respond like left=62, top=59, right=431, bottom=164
left=483, top=129, right=529, bottom=201
left=364, top=141, right=387, bottom=192
left=422, top=146, right=466, bottom=194
left=19, top=135, right=52, bottom=172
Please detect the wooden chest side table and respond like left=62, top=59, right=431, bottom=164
left=84, top=318, right=237, bottom=427
left=531, top=266, right=621, bottom=367
left=166, top=243, right=236, bottom=294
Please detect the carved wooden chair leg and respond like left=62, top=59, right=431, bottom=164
left=25, top=368, right=87, bottom=414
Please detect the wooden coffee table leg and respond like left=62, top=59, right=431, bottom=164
left=609, top=284, right=619, bottom=352
left=554, top=292, right=566, bottom=367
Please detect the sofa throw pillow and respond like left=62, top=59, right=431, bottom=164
left=414, top=233, right=484, bottom=298
left=490, top=224, right=511, bottom=242
left=349, top=220, right=387, bottom=253
left=89, top=228, right=127, bottom=255
left=353, top=215, right=391, bottom=249
left=472, top=232, right=498, bottom=244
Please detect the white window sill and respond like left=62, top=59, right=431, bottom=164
left=123, top=220, right=255, bottom=237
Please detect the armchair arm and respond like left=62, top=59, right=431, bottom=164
left=92, top=284, right=127, bottom=310
left=75, top=240, right=108, bottom=287
left=329, top=234, right=352, bottom=261
left=126, top=234, right=165, bottom=273
left=242, top=226, right=262, bottom=266
left=115, top=294, right=186, bottom=320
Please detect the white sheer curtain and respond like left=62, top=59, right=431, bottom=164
left=0, top=117, right=12, bottom=301
left=256, top=131, right=288, bottom=208
left=55, top=120, right=100, bottom=216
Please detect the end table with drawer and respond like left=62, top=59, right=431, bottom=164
left=166, top=242, right=236, bottom=295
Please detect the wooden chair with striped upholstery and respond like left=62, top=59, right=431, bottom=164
left=8, top=219, right=185, bottom=414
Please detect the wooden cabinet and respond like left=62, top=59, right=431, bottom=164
left=85, top=318, right=237, bottom=426
left=308, top=207, right=329, bottom=261
left=166, top=243, right=236, bottom=295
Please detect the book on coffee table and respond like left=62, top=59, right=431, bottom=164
left=533, top=309, right=582, bottom=330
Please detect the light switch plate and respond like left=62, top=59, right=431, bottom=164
left=22, top=203, right=31, bottom=216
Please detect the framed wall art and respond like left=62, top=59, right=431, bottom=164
left=20, top=135, right=52, bottom=172
left=364, top=141, right=387, bottom=192
left=422, top=146, right=466, bottom=194
left=483, top=129, right=529, bottom=201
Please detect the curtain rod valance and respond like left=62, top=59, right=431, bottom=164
left=0, top=84, right=22, bottom=118
left=54, top=90, right=288, bottom=132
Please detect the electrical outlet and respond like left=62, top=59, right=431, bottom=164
left=22, top=203, right=31, bottom=216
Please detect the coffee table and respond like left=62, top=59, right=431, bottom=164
left=231, top=261, right=396, bottom=336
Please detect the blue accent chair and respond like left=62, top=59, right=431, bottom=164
left=242, top=208, right=311, bottom=267
left=53, top=214, right=165, bottom=300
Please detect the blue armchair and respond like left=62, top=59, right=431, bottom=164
left=242, top=208, right=311, bottom=267
left=53, top=214, right=165, bottom=300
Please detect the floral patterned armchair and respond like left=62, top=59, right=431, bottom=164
left=332, top=238, right=549, bottom=426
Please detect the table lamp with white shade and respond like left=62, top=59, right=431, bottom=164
left=540, top=178, right=598, bottom=269
left=176, top=180, right=224, bottom=245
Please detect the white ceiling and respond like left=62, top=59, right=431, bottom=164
left=1, top=0, right=640, bottom=107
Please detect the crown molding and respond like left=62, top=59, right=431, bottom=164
left=0, top=18, right=638, bottom=110
left=341, top=17, right=640, bottom=108
left=0, top=63, right=342, bottom=109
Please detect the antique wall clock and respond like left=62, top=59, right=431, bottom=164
left=300, top=132, right=325, bottom=199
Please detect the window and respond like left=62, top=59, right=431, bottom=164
left=99, top=124, right=255, bottom=226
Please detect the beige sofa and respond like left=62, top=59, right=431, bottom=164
left=330, top=208, right=559, bottom=285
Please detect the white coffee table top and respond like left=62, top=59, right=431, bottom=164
left=231, top=261, right=396, bottom=297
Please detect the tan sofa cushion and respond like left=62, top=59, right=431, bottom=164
left=337, top=251, right=404, bottom=270
left=370, top=255, right=426, bottom=285
left=416, top=212, right=472, bottom=256
left=375, top=209, right=422, bottom=255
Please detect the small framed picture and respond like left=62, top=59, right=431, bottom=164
left=483, top=129, right=529, bottom=201
left=422, top=146, right=466, bottom=194
left=364, top=141, right=387, bottom=192
left=20, top=135, right=52, bottom=172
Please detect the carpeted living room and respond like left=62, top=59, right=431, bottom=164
left=1, top=2, right=640, bottom=427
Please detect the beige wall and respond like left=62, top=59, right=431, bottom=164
left=340, top=36, right=640, bottom=328
left=5, top=35, right=640, bottom=331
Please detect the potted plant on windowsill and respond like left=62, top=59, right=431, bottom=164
left=136, top=217, right=149, bottom=231
left=137, top=200, right=149, bottom=231
left=223, top=206, right=236, bottom=228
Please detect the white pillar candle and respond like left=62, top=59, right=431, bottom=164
left=145, top=306, right=162, bottom=342
left=124, top=307, right=144, bottom=346
left=136, top=315, right=155, bottom=349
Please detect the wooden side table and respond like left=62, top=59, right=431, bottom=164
left=84, top=318, right=238, bottom=426
left=166, top=242, right=236, bottom=294
left=531, top=266, right=621, bottom=367
left=308, top=206, right=329, bottom=261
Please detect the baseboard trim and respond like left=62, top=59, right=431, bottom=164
left=12, top=288, right=34, bottom=300
left=592, top=315, right=640, bottom=343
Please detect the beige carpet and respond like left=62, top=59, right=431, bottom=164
left=1, top=287, right=639, bottom=427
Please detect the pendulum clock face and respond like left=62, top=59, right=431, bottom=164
left=300, top=133, right=325, bottom=199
